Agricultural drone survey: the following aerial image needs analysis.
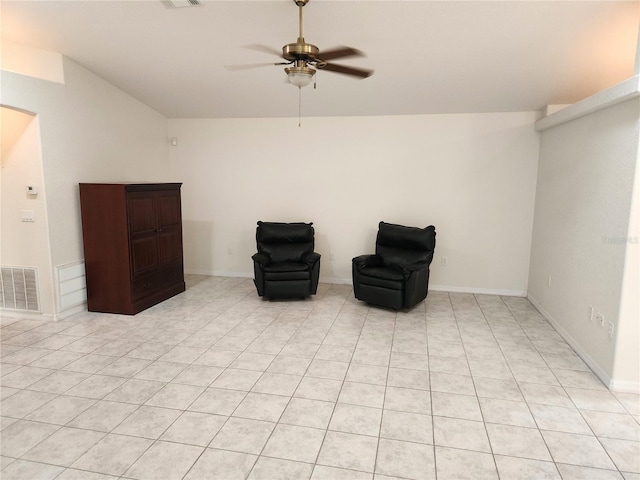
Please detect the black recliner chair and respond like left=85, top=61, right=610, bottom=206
left=352, top=221, right=436, bottom=310
left=252, top=221, right=321, bottom=299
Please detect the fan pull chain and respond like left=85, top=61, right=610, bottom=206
left=298, top=86, right=302, bottom=127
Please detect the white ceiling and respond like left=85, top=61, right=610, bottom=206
left=2, top=0, right=638, bottom=118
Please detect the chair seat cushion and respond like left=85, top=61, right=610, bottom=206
left=263, top=261, right=310, bottom=281
left=264, top=262, right=309, bottom=273
left=358, top=266, right=404, bottom=290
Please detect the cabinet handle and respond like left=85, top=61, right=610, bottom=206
left=156, top=229, right=163, bottom=233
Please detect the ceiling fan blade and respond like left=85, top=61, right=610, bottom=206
left=319, top=62, right=373, bottom=79
left=225, top=62, right=280, bottom=71
left=318, top=46, right=364, bottom=61
left=243, top=44, right=282, bottom=58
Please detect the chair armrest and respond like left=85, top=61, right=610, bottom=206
left=252, top=253, right=270, bottom=266
left=402, top=261, right=431, bottom=273
left=352, top=254, right=382, bottom=270
left=402, top=260, right=430, bottom=279
left=302, top=252, right=321, bottom=267
left=402, top=261, right=431, bottom=308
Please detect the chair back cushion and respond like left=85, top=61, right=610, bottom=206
left=256, top=221, right=315, bottom=263
left=375, top=221, right=436, bottom=268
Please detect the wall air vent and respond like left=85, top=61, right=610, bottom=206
left=162, top=0, right=201, bottom=8
left=0, top=266, right=40, bottom=312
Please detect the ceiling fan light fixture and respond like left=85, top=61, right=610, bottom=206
left=285, top=65, right=316, bottom=87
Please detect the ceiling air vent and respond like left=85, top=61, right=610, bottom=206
left=162, top=0, right=201, bottom=8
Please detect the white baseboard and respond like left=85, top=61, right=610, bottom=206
left=609, top=379, right=640, bottom=393
left=1, top=308, right=55, bottom=322
left=186, top=270, right=349, bottom=285
left=1, top=302, right=87, bottom=322
left=431, top=285, right=526, bottom=297
left=185, top=269, right=251, bottom=278
left=209, top=270, right=252, bottom=279
left=527, top=294, right=640, bottom=393
left=55, top=303, right=87, bottom=321
left=314, top=282, right=526, bottom=296
left=319, top=277, right=351, bottom=285
left=184, top=271, right=526, bottom=297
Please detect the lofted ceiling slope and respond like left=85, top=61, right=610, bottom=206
left=1, top=0, right=638, bottom=118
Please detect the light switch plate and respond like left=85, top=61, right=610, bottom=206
left=21, top=210, right=35, bottom=222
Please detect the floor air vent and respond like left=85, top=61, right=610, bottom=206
left=0, top=266, right=39, bottom=312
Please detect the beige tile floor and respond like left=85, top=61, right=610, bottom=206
left=1, top=275, right=639, bottom=480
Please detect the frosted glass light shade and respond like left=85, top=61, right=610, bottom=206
left=285, top=65, right=315, bottom=87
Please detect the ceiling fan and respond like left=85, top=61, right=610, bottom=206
left=228, top=0, right=373, bottom=88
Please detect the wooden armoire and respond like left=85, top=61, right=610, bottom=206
left=79, top=183, right=185, bottom=314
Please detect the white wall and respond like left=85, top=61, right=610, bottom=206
left=616, top=139, right=639, bottom=392
left=1, top=108, right=55, bottom=314
left=1, top=40, right=64, bottom=84
left=2, top=48, right=171, bottom=316
left=529, top=94, right=640, bottom=391
left=169, top=112, right=540, bottom=295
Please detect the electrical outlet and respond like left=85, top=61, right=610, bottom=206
left=607, top=322, right=614, bottom=338
left=227, top=248, right=233, bottom=255
left=596, top=313, right=605, bottom=327
left=587, top=305, right=594, bottom=322
left=441, top=257, right=448, bottom=267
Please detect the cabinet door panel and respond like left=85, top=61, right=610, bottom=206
left=131, top=264, right=182, bottom=301
left=157, top=229, right=182, bottom=265
left=131, top=236, right=158, bottom=276
left=131, top=276, right=159, bottom=301
left=157, top=193, right=181, bottom=228
left=129, top=196, right=156, bottom=233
